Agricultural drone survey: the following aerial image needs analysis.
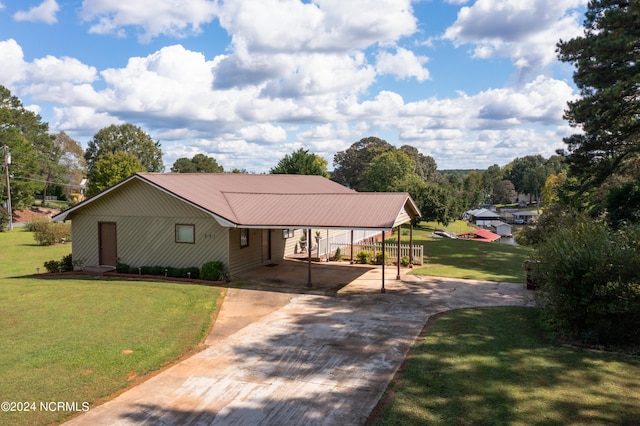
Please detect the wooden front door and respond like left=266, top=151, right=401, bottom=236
left=262, top=229, right=271, bottom=263
left=99, top=222, right=117, bottom=266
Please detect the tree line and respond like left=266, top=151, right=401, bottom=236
left=0, top=83, right=560, bottom=223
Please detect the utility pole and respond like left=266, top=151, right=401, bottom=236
left=2, top=145, right=12, bottom=230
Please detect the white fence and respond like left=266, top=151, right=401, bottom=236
left=314, top=230, right=382, bottom=260
left=329, top=241, right=424, bottom=265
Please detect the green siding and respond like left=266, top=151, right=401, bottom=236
left=68, top=179, right=228, bottom=270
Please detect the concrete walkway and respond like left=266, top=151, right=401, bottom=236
left=64, top=268, right=535, bottom=426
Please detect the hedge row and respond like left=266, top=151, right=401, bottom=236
left=116, top=263, right=201, bottom=280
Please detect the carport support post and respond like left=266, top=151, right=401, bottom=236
left=409, top=222, right=414, bottom=268
left=350, top=230, right=354, bottom=263
left=381, top=231, right=386, bottom=293
left=396, top=225, right=401, bottom=279
left=306, top=228, right=312, bottom=287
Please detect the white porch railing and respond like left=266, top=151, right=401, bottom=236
left=329, top=242, right=424, bottom=265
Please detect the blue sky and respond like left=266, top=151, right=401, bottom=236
left=0, top=0, right=587, bottom=172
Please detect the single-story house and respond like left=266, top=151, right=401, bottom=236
left=512, top=210, right=538, bottom=225
left=458, top=229, right=501, bottom=242
left=468, top=208, right=503, bottom=227
left=52, top=173, right=421, bottom=281
left=490, top=221, right=512, bottom=237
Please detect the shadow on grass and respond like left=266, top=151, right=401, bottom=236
left=371, top=307, right=640, bottom=425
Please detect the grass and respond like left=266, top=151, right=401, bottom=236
left=372, top=307, right=640, bottom=425
left=0, top=229, right=221, bottom=426
left=392, top=221, right=533, bottom=283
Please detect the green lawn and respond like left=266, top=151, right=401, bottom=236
left=0, top=229, right=221, bottom=426
left=372, top=307, right=640, bottom=425
left=393, top=221, right=533, bottom=283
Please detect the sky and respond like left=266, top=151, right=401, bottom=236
left=0, top=0, right=588, bottom=173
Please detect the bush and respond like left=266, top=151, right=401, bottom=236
left=31, top=219, right=70, bottom=246
left=373, top=252, right=391, bottom=265
left=43, top=253, right=74, bottom=273
left=534, top=218, right=640, bottom=345
left=356, top=250, right=372, bottom=264
left=333, top=247, right=342, bottom=261
left=201, top=261, right=227, bottom=281
left=116, top=264, right=200, bottom=279
left=401, top=255, right=410, bottom=267
left=116, top=262, right=132, bottom=273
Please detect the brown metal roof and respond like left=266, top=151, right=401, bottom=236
left=54, top=173, right=421, bottom=230
left=223, top=192, right=418, bottom=229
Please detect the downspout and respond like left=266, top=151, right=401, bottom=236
left=396, top=225, right=401, bottom=280
left=306, top=228, right=312, bottom=288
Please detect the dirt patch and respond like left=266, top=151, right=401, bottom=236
left=13, top=207, right=61, bottom=223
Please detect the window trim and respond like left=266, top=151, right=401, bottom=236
left=282, top=229, right=295, bottom=239
left=175, top=224, right=195, bottom=244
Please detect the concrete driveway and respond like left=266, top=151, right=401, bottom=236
left=64, top=266, right=535, bottom=425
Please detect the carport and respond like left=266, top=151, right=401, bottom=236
left=225, top=192, right=422, bottom=293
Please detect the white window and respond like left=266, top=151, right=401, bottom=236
left=176, top=224, right=195, bottom=244
left=240, top=228, right=249, bottom=247
left=283, top=229, right=295, bottom=239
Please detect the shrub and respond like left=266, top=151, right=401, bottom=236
left=534, top=218, right=640, bottom=345
left=116, top=263, right=131, bottom=273
left=356, top=250, right=372, bottom=264
left=43, top=260, right=62, bottom=273
left=61, top=253, right=73, bottom=272
left=333, top=247, right=342, bottom=261
left=32, top=219, right=70, bottom=246
left=401, top=255, right=410, bottom=267
left=43, top=254, right=74, bottom=273
left=374, top=252, right=391, bottom=265
left=201, top=261, right=227, bottom=281
left=116, top=264, right=200, bottom=279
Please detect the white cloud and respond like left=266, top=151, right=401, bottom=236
left=0, top=39, right=28, bottom=87
left=13, top=0, right=59, bottom=24
left=30, top=56, right=97, bottom=83
left=376, top=47, right=430, bottom=82
left=79, top=0, right=218, bottom=43
left=443, top=0, right=587, bottom=77
left=217, top=0, right=417, bottom=54
left=236, top=123, right=288, bottom=143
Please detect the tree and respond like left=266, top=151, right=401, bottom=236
left=0, top=85, right=50, bottom=208
left=462, top=171, right=485, bottom=209
left=606, top=182, right=640, bottom=227
left=171, top=153, right=224, bottom=173
left=557, top=1, right=640, bottom=190
left=492, top=180, right=517, bottom=205
left=52, top=132, right=87, bottom=199
left=362, top=151, right=415, bottom=192
left=482, top=164, right=503, bottom=201
left=85, top=124, right=164, bottom=172
left=270, top=148, right=328, bottom=177
left=504, top=155, right=546, bottom=196
left=399, top=145, right=439, bottom=183
left=332, top=137, right=395, bottom=190
left=86, top=151, right=146, bottom=197
left=534, top=217, right=640, bottom=345
left=541, top=172, right=567, bottom=207
left=415, top=183, right=458, bottom=226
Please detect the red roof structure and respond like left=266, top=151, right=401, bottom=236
left=458, top=229, right=501, bottom=242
